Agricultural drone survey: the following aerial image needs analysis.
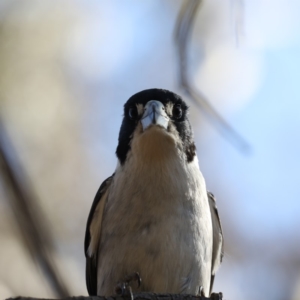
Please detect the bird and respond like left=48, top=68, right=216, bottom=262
left=84, top=88, right=224, bottom=298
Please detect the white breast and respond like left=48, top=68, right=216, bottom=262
left=97, top=127, right=213, bottom=296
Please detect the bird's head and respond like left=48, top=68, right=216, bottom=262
left=116, top=89, right=196, bottom=165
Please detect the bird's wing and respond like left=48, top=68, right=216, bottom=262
left=84, top=174, right=114, bottom=296
left=207, top=191, right=224, bottom=294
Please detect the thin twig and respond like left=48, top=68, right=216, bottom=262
left=175, top=0, right=251, bottom=154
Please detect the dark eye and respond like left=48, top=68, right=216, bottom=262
left=173, top=104, right=182, bottom=119
left=128, top=106, right=138, bottom=120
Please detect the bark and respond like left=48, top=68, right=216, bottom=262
left=7, top=292, right=223, bottom=300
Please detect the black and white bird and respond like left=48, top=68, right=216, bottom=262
left=84, top=89, right=223, bottom=297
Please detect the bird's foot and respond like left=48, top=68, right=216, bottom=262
left=115, top=272, right=142, bottom=300
left=210, top=292, right=223, bottom=300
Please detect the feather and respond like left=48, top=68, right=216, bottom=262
left=207, top=192, right=224, bottom=294
left=84, top=175, right=114, bottom=295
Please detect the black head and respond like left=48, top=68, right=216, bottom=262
left=116, top=88, right=196, bottom=165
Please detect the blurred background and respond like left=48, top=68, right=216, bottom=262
left=0, top=0, right=300, bottom=300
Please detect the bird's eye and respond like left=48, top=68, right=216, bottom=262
left=173, top=104, right=183, bottom=119
left=128, top=106, right=138, bottom=120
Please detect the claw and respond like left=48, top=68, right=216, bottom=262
left=124, top=272, right=142, bottom=288
left=115, top=272, right=142, bottom=299
left=135, top=272, right=142, bottom=287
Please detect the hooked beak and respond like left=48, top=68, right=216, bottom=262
left=141, top=100, right=169, bottom=131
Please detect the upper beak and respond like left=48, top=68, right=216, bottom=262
left=141, top=100, right=169, bottom=131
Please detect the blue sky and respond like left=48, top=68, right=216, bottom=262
left=223, top=43, right=300, bottom=240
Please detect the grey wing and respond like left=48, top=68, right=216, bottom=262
left=84, top=174, right=114, bottom=296
left=207, top=191, right=224, bottom=294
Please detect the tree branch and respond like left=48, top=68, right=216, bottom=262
left=0, top=120, right=70, bottom=298
left=7, top=292, right=223, bottom=300
left=174, top=0, right=251, bottom=154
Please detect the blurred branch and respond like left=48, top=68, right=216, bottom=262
left=0, top=121, right=70, bottom=298
left=175, top=0, right=251, bottom=153
left=7, top=292, right=223, bottom=300
left=231, top=0, right=245, bottom=46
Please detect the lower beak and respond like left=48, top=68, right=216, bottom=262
left=141, top=100, right=169, bottom=131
